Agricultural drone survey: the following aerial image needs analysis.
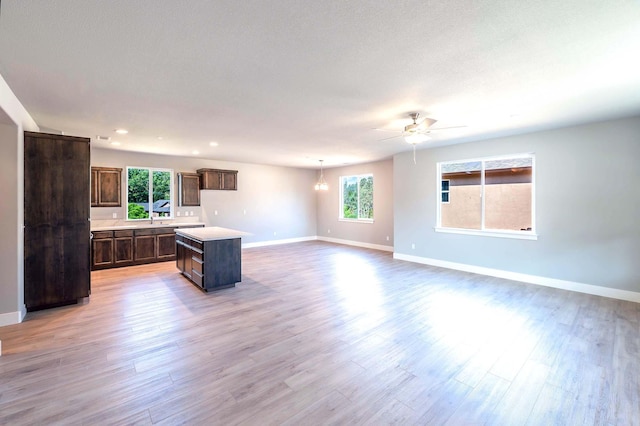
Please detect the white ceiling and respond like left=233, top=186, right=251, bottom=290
left=1, top=1, right=639, bottom=169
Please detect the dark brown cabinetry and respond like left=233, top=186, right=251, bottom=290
left=114, top=231, right=134, bottom=265
left=91, top=167, right=122, bottom=207
left=176, top=234, right=241, bottom=292
left=178, top=172, right=201, bottom=206
left=91, top=230, right=134, bottom=269
left=24, top=131, right=91, bottom=311
left=90, top=226, right=204, bottom=270
left=197, top=168, right=238, bottom=190
left=133, top=228, right=176, bottom=263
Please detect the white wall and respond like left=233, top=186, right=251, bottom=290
left=316, top=159, right=394, bottom=250
left=0, top=74, right=38, bottom=325
left=394, top=116, right=640, bottom=295
left=91, top=148, right=318, bottom=244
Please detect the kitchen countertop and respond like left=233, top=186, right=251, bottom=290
left=91, top=222, right=205, bottom=231
left=175, top=226, right=249, bottom=241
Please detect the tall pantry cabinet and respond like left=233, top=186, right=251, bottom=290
left=24, top=132, right=91, bottom=311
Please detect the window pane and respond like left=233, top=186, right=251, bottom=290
left=441, top=161, right=481, bottom=230
left=128, top=168, right=149, bottom=219
left=358, top=176, right=373, bottom=219
left=484, top=158, right=532, bottom=231
left=441, top=180, right=450, bottom=191
left=342, top=176, right=358, bottom=219
left=152, top=170, right=171, bottom=217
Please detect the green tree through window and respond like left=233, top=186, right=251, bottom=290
left=340, top=174, right=373, bottom=220
left=127, top=167, right=173, bottom=219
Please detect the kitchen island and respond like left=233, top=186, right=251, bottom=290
left=175, top=227, right=249, bottom=292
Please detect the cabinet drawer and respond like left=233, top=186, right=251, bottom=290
left=114, top=230, right=133, bottom=237
left=191, top=257, right=203, bottom=274
left=92, top=230, right=113, bottom=239
left=191, top=250, right=203, bottom=262
left=191, top=270, right=204, bottom=288
left=190, top=239, right=203, bottom=251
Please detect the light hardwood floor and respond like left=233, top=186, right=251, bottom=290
left=1, top=241, right=639, bottom=425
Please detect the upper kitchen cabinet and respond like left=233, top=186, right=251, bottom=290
left=24, top=131, right=91, bottom=311
left=197, top=168, right=237, bottom=191
left=91, top=167, right=122, bottom=207
left=178, top=172, right=201, bottom=206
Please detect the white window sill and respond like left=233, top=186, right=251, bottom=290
left=434, top=227, right=538, bottom=240
left=338, top=218, right=374, bottom=224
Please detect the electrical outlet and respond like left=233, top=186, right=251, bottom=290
left=177, top=211, right=181, bottom=217
left=273, top=231, right=277, bottom=236
left=112, top=212, right=117, bottom=219
left=327, top=229, right=331, bottom=234
left=411, top=243, right=415, bottom=249
left=189, top=211, right=193, bottom=216
left=386, top=236, right=389, bottom=241
left=243, top=209, right=246, bottom=215
left=214, top=210, right=218, bottom=215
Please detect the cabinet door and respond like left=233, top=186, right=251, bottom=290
left=134, top=235, right=156, bottom=262
left=157, top=233, right=176, bottom=259
left=91, top=167, right=122, bottom=207
left=92, top=238, right=114, bottom=267
left=24, top=132, right=91, bottom=310
left=114, top=237, right=134, bottom=264
left=91, top=169, right=99, bottom=207
left=176, top=242, right=186, bottom=273
left=198, top=170, right=221, bottom=190
left=179, top=173, right=200, bottom=206
left=220, top=171, right=237, bottom=190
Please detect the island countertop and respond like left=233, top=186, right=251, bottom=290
left=175, top=226, right=249, bottom=242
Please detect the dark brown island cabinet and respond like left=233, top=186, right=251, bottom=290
left=175, top=228, right=244, bottom=292
left=91, top=167, right=122, bottom=207
left=24, top=131, right=91, bottom=311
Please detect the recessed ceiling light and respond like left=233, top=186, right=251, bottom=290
left=157, top=136, right=164, bottom=140
left=192, top=150, right=200, bottom=155
left=209, top=141, right=219, bottom=147
left=115, top=129, right=128, bottom=134
left=110, top=141, right=121, bottom=146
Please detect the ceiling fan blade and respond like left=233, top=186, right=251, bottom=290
left=424, top=125, right=467, bottom=132
left=378, top=134, right=403, bottom=141
left=417, top=117, right=438, bottom=128
left=372, top=128, right=401, bottom=133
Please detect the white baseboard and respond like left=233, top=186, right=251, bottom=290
left=317, top=236, right=394, bottom=252
left=393, top=253, right=640, bottom=303
left=242, top=236, right=317, bottom=249
left=0, top=305, right=26, bottom=327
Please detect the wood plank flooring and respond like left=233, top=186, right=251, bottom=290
left=1, top=241, right=639, bottom=425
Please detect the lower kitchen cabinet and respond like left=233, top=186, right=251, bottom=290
left=91, top=230, right=134, bottom=269
left=157, top=233, right=177, bottom=259
left=134, top=234, right=157, bottom=262
left=91, top=226, right=202, bottom=270
left=114, top=232, right=134, bottom=265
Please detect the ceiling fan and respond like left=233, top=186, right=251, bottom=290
left=377, top=112, right=464, bottom=144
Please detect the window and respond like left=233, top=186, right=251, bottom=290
left=441, top=179, right=450, bottom=203
left=340, top=174, right=373, bottom=221
left=437, top=154, right=535, bottom=238
left=126, top=167, right=174, bottom=220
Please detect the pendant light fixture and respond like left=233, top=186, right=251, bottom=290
left=314, top=160, right=328, bottom=191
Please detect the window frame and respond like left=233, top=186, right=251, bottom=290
left=125, top=166, right=175, bottom=221
left=435, top=153, right=537, bottom=240
left=338, top=173, right=374, bottom=223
